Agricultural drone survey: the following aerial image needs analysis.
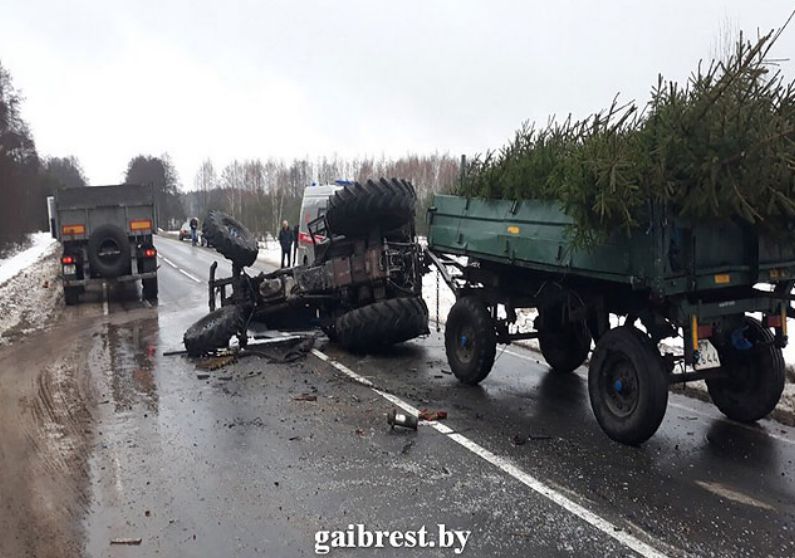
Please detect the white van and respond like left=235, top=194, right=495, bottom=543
left=295, top=182, right=345, bottom=266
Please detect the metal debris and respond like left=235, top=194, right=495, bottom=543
left=293, top=393, right=317, bottom=402
left=196, top=355, right=237, bottom=370
left=387, top=409, right=418, bottom=430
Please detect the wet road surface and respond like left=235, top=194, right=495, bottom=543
left=1, top=235, right=794, bottom=557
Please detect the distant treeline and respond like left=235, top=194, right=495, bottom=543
left=0, top=58, right=462, bottom=250
left=0, top=61, right=87, bottom=250
left=182, top=155, right=462, bottom=237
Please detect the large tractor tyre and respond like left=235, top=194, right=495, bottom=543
left=142, top=277, right=158, bottom=301
left=64, top=286, right=80, bottom=306
left=335, top=297, right=429, bottom=353
left=325, top=178, right=416, bottom=237
left=588, top=326, right=669, bottom=445
left=538, top=308, right=591, bottom=373
left=202, top=211, right=259, bottom=268
left=87, top=224, right=130, bottom=278
left=444, top=297, right=497, bottom=386
left=706, top=317, right=785, bottom=423
left=183, top=305, right=246, bottom=357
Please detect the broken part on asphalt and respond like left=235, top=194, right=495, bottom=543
left=166, top=334, right=317, bottom=367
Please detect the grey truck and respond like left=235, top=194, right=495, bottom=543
left=50, top=184, right=159, bottom=305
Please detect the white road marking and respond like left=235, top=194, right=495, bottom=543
left=502, top=347, right=795, bottom=447
left=102, top=282, right=108, bottom=316
left=161, top=256, right=178, bottom=269
left=694, top=480, right=774, bottom=510
left=310, top=348, right=671, bottom=558
left=178, top=268, right=201, bottom=283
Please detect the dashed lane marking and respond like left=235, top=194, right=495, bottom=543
left=102, top=281, right=109, bottom=316
left=310, top=348, right=671, bottom=558
left=178, top=268, right=201, bottom=283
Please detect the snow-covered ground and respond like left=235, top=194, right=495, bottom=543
left=0, top=232, right=57, bottom=286
left=0, top=233, right=62, bottom=346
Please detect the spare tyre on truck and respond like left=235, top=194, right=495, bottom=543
left=425, top=194, right=791, bottom=445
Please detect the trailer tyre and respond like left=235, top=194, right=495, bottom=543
left=706, top=318, right=785, bottom=423
left=325, top=178, right=416, bottom=237
left=183, top=305, right=246, bottom=357
left=87, top=224, right=130, bottom=278
left=539, top=316, right=591, bottom=373
left=202, top=211, right=259, bottom=268
left=335, top=297, right=429, bottom=352
left=588, top=326, right=668, bottom=445
left=445, top=297, right=497, bottom=385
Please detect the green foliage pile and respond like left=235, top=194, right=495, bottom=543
left=461, top=28, right=795, bottom=246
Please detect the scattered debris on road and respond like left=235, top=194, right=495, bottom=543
left=387, top=409, right=419, bottom=430
left=293, top=393, right=317, bottom=402
left=418, top=409, right=447, bottom=421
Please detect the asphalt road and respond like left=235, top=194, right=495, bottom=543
left=2, top=235, right=794, bottom=557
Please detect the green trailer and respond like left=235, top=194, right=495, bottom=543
left=425, top=194, right=794, bottom=444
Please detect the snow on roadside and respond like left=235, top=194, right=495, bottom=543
left=0, top=239, right=62, bottom=346
left=0, top=232, right=57, bottom=286
left=257, top=238, right=284, bottom=267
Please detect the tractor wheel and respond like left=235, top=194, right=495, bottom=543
left=335, top=297, right=428, bottom=352
left=325, top=178, right=416, bottom=237
left=202, top=211, right=259, bottom=268
left=183, top=305, right=246, bottom=357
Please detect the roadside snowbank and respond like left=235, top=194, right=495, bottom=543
left=0, top=240, right=62, bottom=346
left=257, top=239, right=284, bottom=267
left=0, top=232, right=57, bottom=286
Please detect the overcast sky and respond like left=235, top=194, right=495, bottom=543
left=1, top=0, right=794, bottom=187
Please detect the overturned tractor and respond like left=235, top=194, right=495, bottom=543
left=183, top=178, right=429, bottom=356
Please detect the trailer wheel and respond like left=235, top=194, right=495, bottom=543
left=538, top=312, right=591, bottom=373
left=445, top=297, right=497, bottom=385
left=87, top=224, right=130, bottom=278
left=64, top=286, right=80, bottom=306
left=142, top=277, right=158, bottom=300
left=706, top=318, right=785, bottom=423
left=202, top=211, right=259, bottom=268
left=588, top=326, right=668, bottom=445
left=183, top=305, right=246, bottom=357
left=325, top=178, right=416, bottom=237
left=335, top=297, right=429, bottom=352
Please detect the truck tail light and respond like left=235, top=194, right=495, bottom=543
left=61, top=255, right=75, bottom=265
left=62, top=224, right=86, bottom=235
left=130, top=219, right=153, bottom=232
left=143, top=248, right=157, bottom=258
